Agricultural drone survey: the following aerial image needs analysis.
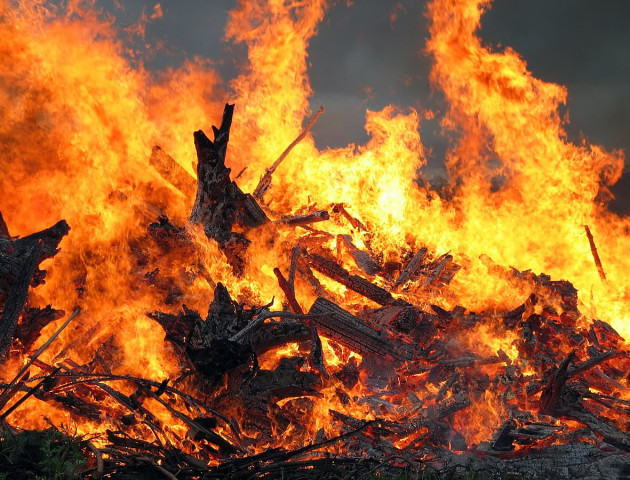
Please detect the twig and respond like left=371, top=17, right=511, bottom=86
left=279, top=420, right=377, bottom=461
left=0, top=308, right=80, bottom=399
left=253, top=105, right=325, bottom=200
left=0, top=371, right=29, bottom=413
left=584, top=225, right=607, bottom=282
left=229, top=310, right=326, bottom=343
left=0, top=367, right=61, bottom=421
left=35, top=370, right=239, bottom=441
left=86, top=442, right=104, bottom=479
left=145, top=389, right=241, bottom=453
left=136, top=456, right=179, bottom=480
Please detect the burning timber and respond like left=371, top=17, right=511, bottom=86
left=2, top=105, right=630, bottom=479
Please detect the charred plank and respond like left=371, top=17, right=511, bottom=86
left=307, top=253, right=394, bottom=306
left=308, top=297, right=412, bottom=361
left=395, top=247, right=427, bottom=287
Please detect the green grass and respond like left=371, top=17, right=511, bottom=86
left=0, top=427, right=86, bottom=480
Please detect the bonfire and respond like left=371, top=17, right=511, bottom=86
left=1, top=1, right=630, bottom=479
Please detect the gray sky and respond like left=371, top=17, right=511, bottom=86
left=109, top=0, right=630, bottom=213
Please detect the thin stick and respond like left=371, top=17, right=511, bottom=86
left=253, top=105, right=325, bottom=200
left=584, top=225, right=607, bottom=282
left=0, top=371, right=29, bottom=412
left=35, top=370, right=240, bottom=441
left=136, top=457, right=178, bottom=480
left=0, top=367, right=61, bottom=421
left=0, top=308, right=80, bottom=397
left=86, top=442, right=104, bottom=479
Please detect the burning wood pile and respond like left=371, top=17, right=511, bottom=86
left=1, top=104, right=630, bottom=479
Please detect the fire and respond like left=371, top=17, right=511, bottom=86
left=1, top=0, right=630, bottom=471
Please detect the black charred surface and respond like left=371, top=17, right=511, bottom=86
left=0, top=219, right=69, bottom=303
left=189, top=104, right=268, bottom=274
left=0, top=242, right=42, bottom=356
left=16, top=305, right=65, bottom=350
left=0, top=211, right=9, bottom=238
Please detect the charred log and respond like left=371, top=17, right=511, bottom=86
left=308, top=297, right=415, bottom=361
left=0, top=242, right=42, bottom=356
left=307, top=253, right=395, bottom=306
left=189, top=104, right=268, bottom=273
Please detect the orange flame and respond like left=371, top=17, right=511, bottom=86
left=0, top=0, right=629, bottom=456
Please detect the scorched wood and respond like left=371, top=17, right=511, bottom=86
left=0, top=219, right=70, bottom=302
left=0, top=211, right=8, bottom=238
left=395, top=247, right=427, bottom=287
left=0, top=242, right=42, bottom=355
left=189, top=103, right=268, bottom=273
left=339, top=234, right=380, bottom=275
left=306, top=252, right=395, bottom=306
left=308, top=297, right=415, bottom=361
left=276, top=210, right=330, bottom=226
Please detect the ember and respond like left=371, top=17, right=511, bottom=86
left=1, top=0, right=630, bottom=479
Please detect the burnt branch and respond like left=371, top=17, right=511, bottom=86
left=274, top=267, right=303, bottom=314
left=308, top=297, right=411, bottom=361
left=395, top=248, right=428, bottom=287
left=584, top=225, right=607, bottom=282
left=253, top=105, right=324, bottom=201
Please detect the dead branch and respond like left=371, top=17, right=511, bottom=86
left=253, top=105, right=325, bottom=200
left=584, top=225, right=607, bottom=282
